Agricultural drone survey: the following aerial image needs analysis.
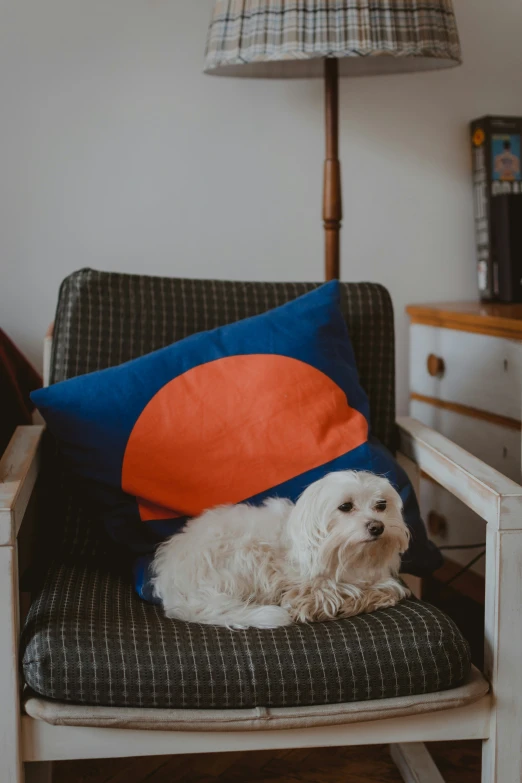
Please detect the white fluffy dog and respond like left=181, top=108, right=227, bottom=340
left=152, top=470, right=411, bottom=629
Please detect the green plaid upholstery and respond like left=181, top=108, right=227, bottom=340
left=50, top=270, right=396, bottom=444
left=20, top=269, right=471, bottom=709
left=205, top=0, right=461, bottom=77
left=41, top=271, right=398, bottom=559
left=22, top=557, right=470, bottom=708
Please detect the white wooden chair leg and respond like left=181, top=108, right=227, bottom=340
left=390, top=743, right=445, bottom=783
left=25, top=763, right=53, bottom=783
left=0, top=546, right=23, bottom=783
left=481, top=526, right=522, bottom=782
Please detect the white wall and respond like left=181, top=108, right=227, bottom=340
left=1, top=0, right=522, bottom=414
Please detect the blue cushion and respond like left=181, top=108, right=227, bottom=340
left=32, top=281, right=441, bottom=600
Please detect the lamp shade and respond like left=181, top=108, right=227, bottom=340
left=205, top=0, right=461, bottom=78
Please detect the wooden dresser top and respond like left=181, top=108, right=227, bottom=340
left=406, top=301, right=522, bottom=340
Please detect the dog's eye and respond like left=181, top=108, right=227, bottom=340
left=338, top=502, right=354, bottom=513
left=374, top=500, right=387, bottom=512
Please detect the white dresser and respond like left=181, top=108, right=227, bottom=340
left=407, top=302, right=522, bottom=577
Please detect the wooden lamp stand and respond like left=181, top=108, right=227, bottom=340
left=205, top=2, right=462, bottom=284
left=323, top=59, right=342, bottom=281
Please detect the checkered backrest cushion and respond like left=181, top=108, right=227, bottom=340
left=51, top=268, right=396, bottom=449
left=46, top=269, right=395, bottom=556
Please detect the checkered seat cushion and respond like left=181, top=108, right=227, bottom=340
left=20, top=269, right=471, bottom=709
left=22, top=555, right=470, bottom=709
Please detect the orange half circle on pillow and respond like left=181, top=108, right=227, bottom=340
left=135, top=498, right=182, bottom=522
left=122, top=354, right=368, bottom=521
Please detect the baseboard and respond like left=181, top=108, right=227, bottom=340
left=430, top=557, right=485, bottom=605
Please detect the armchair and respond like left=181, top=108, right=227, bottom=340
left=2, top=269, right=520, bottom=783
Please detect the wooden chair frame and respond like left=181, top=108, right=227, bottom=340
left=2, top=408, right=521, bottom=781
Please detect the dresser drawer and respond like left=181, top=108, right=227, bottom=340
left=411, top=398, right=521, bottom=481
left=410, top=323, right=522, bottom=421
left=419, top=478, right=486, bottom=576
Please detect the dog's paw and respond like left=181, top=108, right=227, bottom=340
left=248, top=605, right=294, bottom=629
left=335, top=598, right=360, bottom=619
left=285, top=602, right=327, bottom=624
left=225, top=606, right=292, bottom=630
left=258, top=606, right=293, bottom=628
left=282, top=580, right=343, bottom=623
left=357, top=580, right=410, bottom=614
left=366, top=593, right=399, bottom=611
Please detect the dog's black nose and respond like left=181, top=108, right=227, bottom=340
left=367, top=520, right=384, bottom=538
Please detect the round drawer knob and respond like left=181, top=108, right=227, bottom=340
left=427, top=510, right=448, bottom=538
left=427, top=353, right=445, bottom=377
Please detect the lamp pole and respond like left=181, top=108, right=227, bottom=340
left=323, top=58, right=342, bottom=281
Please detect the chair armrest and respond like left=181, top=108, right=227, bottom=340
left=0, top=426, right=44, bottom=546
left=43, top=321, right=54, bottom=387
left=397, top=416, right=522, bottom=531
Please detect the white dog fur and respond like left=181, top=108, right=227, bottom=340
left=152, top=470, right=411, bottom=629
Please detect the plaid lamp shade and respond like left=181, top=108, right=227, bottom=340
left=205, top=0, right=461, bottom=78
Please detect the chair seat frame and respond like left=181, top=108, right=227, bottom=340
left=2, top=416, right=520, bottom=783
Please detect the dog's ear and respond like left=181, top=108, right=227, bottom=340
left=388, top=483, right=404, bottom=514
left=286, top=481, right=333, bottom=576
